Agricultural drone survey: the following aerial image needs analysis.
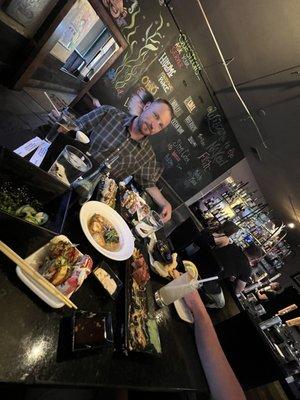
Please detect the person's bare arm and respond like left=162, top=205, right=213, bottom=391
left=146, top=186, right=172, bottom=223
left=213, top=234, right=230, bottom=248
left=184, top=291, right=246, bottom=400
left=235, top=279, right=247, bottom=294
left=256, top=290, right=268, bottom=301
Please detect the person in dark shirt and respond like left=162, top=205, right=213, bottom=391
left=215, top=244, right=257, bottom=287
left=191, top=234, right=262, bottom=308
left=261, top=285, right=300, bottom=320
left=255, top=282, right=282, bottom=302
left=196, top=221, right=239, bottom=250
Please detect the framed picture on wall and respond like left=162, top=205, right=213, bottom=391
left=291, top=273, right=300, bottom=288
left=2, top=0, right=59, bottom=37
left=58, top=0, right=99, bottom=51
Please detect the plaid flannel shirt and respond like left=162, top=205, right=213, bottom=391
left=75, top=105, right=163, bottom=188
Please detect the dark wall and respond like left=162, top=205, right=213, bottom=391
left=90, top=0, right=243, bottom=201
left=0, top=0, right=78, bottom=92
left=0, top=20, right=29, bottom=82
left=169, top=0, right=300, bottom=238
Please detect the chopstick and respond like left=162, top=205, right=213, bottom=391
left=44, top=91, right=60, bottom=113
left=0, top=241, right=77, bottom=309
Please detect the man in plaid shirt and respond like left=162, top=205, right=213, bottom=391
left=75, top=99, right=174, bottom=222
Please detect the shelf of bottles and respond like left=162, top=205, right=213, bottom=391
left=201, top=177, right=292, bottom=269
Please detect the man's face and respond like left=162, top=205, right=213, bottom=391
left=137, top=102, right=172, bottom=137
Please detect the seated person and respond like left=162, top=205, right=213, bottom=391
left=216, top=243, right=263, bottom=293
left=191, top=243, right=263, bottom=309
left=261, top=285, right=300, bottom=321
left=255, top=282, right=282, bottom=301
left=194, top=221, right=239, bottom=250
left=183, top=220, right=239, bottom=259
left=211, top=221, right=240, bottom=248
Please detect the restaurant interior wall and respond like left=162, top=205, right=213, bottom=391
left=186, top=157, right=265, bottom=207
left=88, top=0, right=244, bottom=207
left=0, top=0, right=63, bottom=85
left=170, top=0, right=300, bottom=240
left=0, top=19, right=28, bottom=80
left=0, top=0, right=128, bottom=108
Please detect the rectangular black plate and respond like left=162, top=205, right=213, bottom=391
left=124, top=244, right=162, bottom=356
left=93, top=261, right=123, bottom=300
left=71, top=310, right=114, bottom=353
left=0, top=146, right=72, bottom=235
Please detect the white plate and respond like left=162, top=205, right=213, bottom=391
left=16, top=235, right=76, bottom=308
left=174, top=299, right=194, bottom=324
left=79, top=201, right=134, bottom=261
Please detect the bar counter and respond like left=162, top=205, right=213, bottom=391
left=0, top=209, right=209, bottom=395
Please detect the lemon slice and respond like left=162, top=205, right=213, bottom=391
left=183, top=260, right=198, bottom=279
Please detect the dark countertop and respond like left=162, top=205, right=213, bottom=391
left=225, top=288, right=300, bottom=398
left=0, top=206, right=209, bottom=394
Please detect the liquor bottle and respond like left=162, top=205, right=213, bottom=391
left=72, top=161, right=110, bottom=205
left=205, top=197, right=215, bottom=209
left=72, top=154, right=119, bottom=205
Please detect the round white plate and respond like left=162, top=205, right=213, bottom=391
left=79, top=201, right=134, bottom=261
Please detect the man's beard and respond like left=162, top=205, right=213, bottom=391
left=137, top=117, right=148, bottom=136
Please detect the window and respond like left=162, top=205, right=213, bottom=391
left=50, top=0, right=118, bottom=81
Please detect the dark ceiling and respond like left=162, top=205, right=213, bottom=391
left=170, top=0, right=300, bottom=239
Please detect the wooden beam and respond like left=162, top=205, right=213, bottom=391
left=70, top=45, right=125, bottom=107
left=13, top=0, right=127, bottom=108
left=89, top=0, right=127, bottom=49
left=70, top=0, right=128, bottom=107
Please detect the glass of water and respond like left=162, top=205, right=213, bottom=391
left=135, top=210, right=163, bottom=238
left=45, top=109, right=77, bottom=143
left=155, top=272, right=195, bottom=307
left=48, top=145, right=92, bottom=186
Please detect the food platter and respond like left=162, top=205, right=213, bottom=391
left=125, top=246, right=162, bottom=355
left=16, top=235, right=92, bottom=308
left=79, top=201, right=135, bottom=261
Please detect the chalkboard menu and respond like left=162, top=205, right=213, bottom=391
left=91, top=0, right=243, bottom=202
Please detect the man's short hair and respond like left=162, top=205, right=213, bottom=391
left=244, top=244, right=263, bottom=260
left=153, top=98, right=174, bottom=118
left=220, top=221, right=239, bottom=237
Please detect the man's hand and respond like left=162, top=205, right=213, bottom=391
left=160, top=200, right=172, bottom=223
left=146, top=186, right=172, bottom=223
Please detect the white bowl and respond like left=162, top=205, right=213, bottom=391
left=79, top=201, right=134, bottom=261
